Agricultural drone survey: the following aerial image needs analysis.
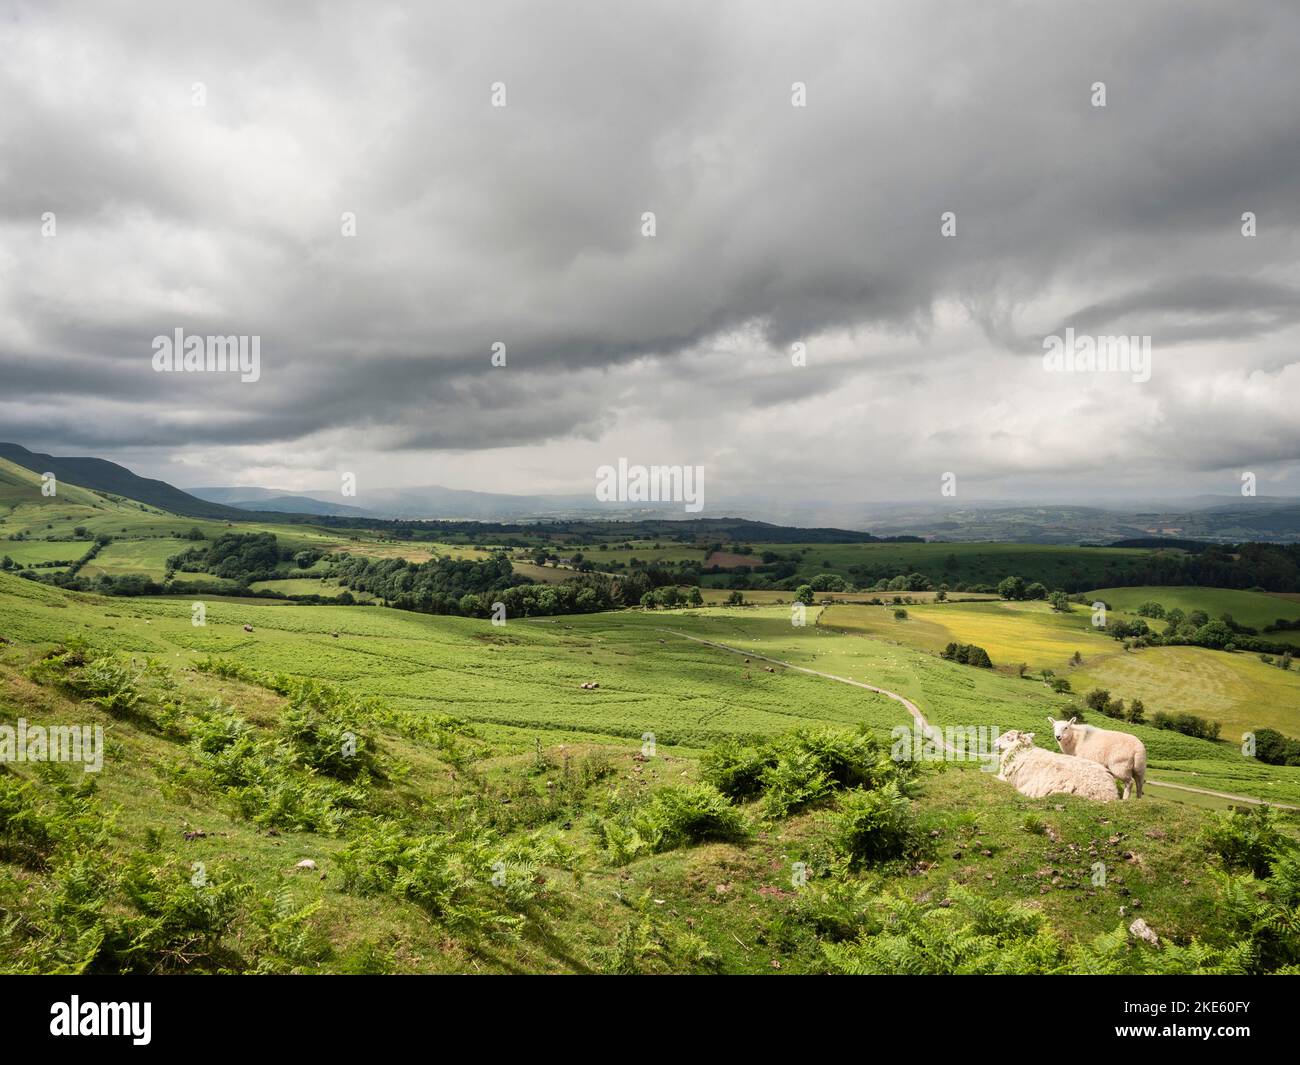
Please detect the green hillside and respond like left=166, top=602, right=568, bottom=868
left=0, top=442, right=249, bottom=520
left=3, top=572, right=1299, bottom=975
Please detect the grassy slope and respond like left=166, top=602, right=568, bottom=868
left=1091, top=585, right=1300, bottom=643
left=823, top=599, right=1300, bottom=744
left=5, top=576, right=1300, bottom=973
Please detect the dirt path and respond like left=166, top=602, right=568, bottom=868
left=658, top=628, right=1298, bottom=809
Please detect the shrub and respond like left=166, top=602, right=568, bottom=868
left=940, top=643, right=993, bottom=669
left=1251, top=727, right=1300, bottom=767
left=1151, top=710, right=1221, bottom=741
left=1201, top=805, right=1288, bottom=878
left=632, top=784, right=749, bottom=852
left=829, top=783, right=916, bottom=868
left=700, top=738, right=774, bottom=801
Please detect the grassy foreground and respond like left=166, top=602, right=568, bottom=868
left=3, top=573, right=1300, bottom=973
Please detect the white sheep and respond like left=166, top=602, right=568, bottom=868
left=994, top=729, right=1118, bottom=802
left=1048, top=716, right=1147, bottom=799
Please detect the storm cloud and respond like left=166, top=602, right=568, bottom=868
left=1, top=0, right=1298, bottom=501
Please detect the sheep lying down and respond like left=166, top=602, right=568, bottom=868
left=994, top=730, right=1118, bottom=802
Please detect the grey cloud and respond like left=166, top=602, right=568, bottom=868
left=1, top=0, right=1298, bottom=498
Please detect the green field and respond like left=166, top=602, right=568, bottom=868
left=2, top=572, right=1296, bottom=805
left=1092, top=585, right=1300, bottom=644
left=0, top=540, right=90, bottom=567
left=5, top=460, right=1300, bottom=975
left=5, top=566, right=1300, bottom=975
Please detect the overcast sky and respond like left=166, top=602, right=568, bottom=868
left=2, top=0, right=1299, bottom=505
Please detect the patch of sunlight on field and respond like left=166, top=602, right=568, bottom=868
left=0, top=540, right=91, bottom=565
left=822, top=600, right=1109, bottom=672
left=80, top=537, right=193, bottom=577
left=1073, top=645, right=1300, bottom=737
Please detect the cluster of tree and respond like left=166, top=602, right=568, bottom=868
left=1084, top=687, right=1223, bottom=739
left=1103, top=609, right=1298, bottom=656
left=870, top=573, right=933, bottom=592
left=331, top=552, right=633, bottom=618
left=639, top=586, right=704, bottom=609
left=1251, top=727, right=1300, bottom=767
left=1083, top=688, right=1146, bottom=724
left=1086, top=542, right=1300, bottom=593
left=18, top=569, right=359, bottom=604
left=1150, top=710, right=1221, bottom=741
left=940, top=642, right=992, bottom=668
left=1258, top=652, right=1294, bottom=671
left=168, top=532, right=292, bottom=582
left=996, top=576, right=1050, bottom=601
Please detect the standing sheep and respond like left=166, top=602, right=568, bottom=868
left=1048, top=716, right=1146, bottom=799
left=994, top=730, right=1118, bottom=802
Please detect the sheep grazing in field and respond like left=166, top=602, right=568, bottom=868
left=1048, top=716, right=1147, bottom=799
left=994, top=730, right=1118, bottom=803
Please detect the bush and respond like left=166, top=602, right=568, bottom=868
left=1201, top=805, right=1288, bottom=878
left=941, top=643, right=992, bottom=668
left=632, top=784, right=749, bottom=852
left=700, top=739, right=773, bottom=801
left=829, top=783, right=916, bottom=868
left=1252, top=727, right=1300, bottom=767
left=1151, top=710, right=1221, bottom=741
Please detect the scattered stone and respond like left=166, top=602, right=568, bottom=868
left=1129, top=917, right=1159, bottom=945
left=243, top=624, right=254, bottom=633
left=183, top=830, right=207, bottom=842
left=295, top=859, right=317, bottom=871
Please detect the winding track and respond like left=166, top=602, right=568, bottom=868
left=657, top=628, right=1298, bottom=810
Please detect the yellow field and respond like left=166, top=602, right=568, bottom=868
left=822, top=599, right=1300, bottom=739
left=824, top=600, right=1102, bottom=666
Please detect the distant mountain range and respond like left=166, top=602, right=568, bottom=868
left=4, top=441, right=1299, bottom=542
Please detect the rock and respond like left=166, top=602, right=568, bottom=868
left=1129, top=917, right=1159, bottom=945
left=295, top=859, right=317, bottom=871
left=243, top=624, right=254, bottom=633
